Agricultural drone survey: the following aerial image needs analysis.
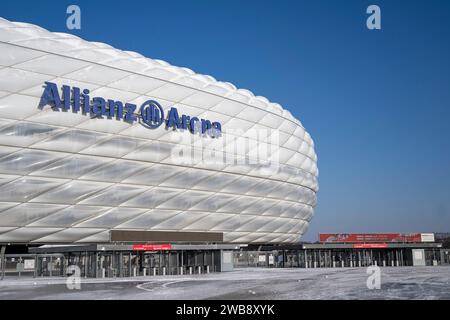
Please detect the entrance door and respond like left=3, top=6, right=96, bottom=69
left=97, top=253, right=118, bottom=278
left=142, top=252, right=162, bottom=275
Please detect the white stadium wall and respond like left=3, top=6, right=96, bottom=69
left=0, top=18, right=318, bottom=244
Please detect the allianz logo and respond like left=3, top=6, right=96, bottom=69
left=39, top=82, right=222, bottom=138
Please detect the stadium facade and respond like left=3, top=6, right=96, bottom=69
left=0, top=18, right=317, bottom=250
left=0, top=20, right=318, bottom=243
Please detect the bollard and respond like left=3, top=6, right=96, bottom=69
left=332, top=261, right=336, bottom=268
left=197, top=266, right=201, bottom=274
left=206, top=265, right=209, bottom=274
left=133, top=267, right=137, bottom=277
left=189, top=267, right=192, bottom=275
left=143, top=268, right=147, bottom=277
left=179, top=267, right=183, bottom=275
left=383, top=260, right=386, bottom=267
left=162, top=267, right=166, bottom=276
left=153, top=267, right=156, bottom=276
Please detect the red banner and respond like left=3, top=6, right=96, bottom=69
left=132, top=244, right=172, bottom=251
left=352, top=243, right=388, bottom=249
left=319, top=233, right=422, bottom=243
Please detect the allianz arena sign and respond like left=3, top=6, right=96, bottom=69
left=40, top=81, right=222, bottom=138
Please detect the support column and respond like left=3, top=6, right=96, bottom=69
left=109, top=253, right=112, bottom=277
left=129, top=252, right=132, bottom=277
left=304, top=249, right=308, bottom=268
left=168, top=252, right=171, bottom=275
left=322, top=250, right=326, bottom=268
left=181, top=250, right=184, bottom=270
left=84, top=252, right=88, bottom=278
left=313, top=250, right=317, bottom=268
left=178, top=252, right=182, bottom=275
left=94, top=253, right=98, bottom=278
left=49, top=256, right=53, bottom=277
left=0, top=246, right=5, bottom=280
left=34, top=254, right=37, bottom=278
left=119, top=252, right=123, bottom=277
left=210, top=251, right=213, bottom=273
left=204, top=251, right=207, bottom=271
left=329, top=250, right=332, bottom=268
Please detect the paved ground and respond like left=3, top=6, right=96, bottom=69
left=0, top=266, right=449, bottom=300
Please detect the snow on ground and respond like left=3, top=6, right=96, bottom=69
left=0, top=267, right=449, bottom=300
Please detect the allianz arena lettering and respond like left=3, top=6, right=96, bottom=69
left=40, top=82, right=222, bottom=137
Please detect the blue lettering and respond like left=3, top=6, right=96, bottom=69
left=72, top=87, right=81, bottom=113
left=39, top=83, right=221, bottom=137
left=82, top=89, right=90, bottom=114
left=212, top=122, right=222, bottom=137
left=40, top=82, right=62, bottom=110
left=167, top=107, right=181, bottom=129
left=108, top=100, right=124, bottom=120
left=61, top=85, right=71, bottom=111
left=181, top=115, right=190, bottom=130
left=124, top=103, right=137, bottom=123
left=140, top=100, right=163, bottom=128
left=201, top=119, right=212, bottom=134
left=189, top=117, right=200, bottom=134
left=92, top=97, right=106, bottom=117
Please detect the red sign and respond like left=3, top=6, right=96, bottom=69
left=319, top=233, right=422, bottom=243
left=352, top=243, right=388, bottom=249
left=132, top=244, right=172, bottom=251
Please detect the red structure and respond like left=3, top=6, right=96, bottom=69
left=319, top=233, right=425, bottom=243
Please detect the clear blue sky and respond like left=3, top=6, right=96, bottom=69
left=2, top=0, right=450, bottom=241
